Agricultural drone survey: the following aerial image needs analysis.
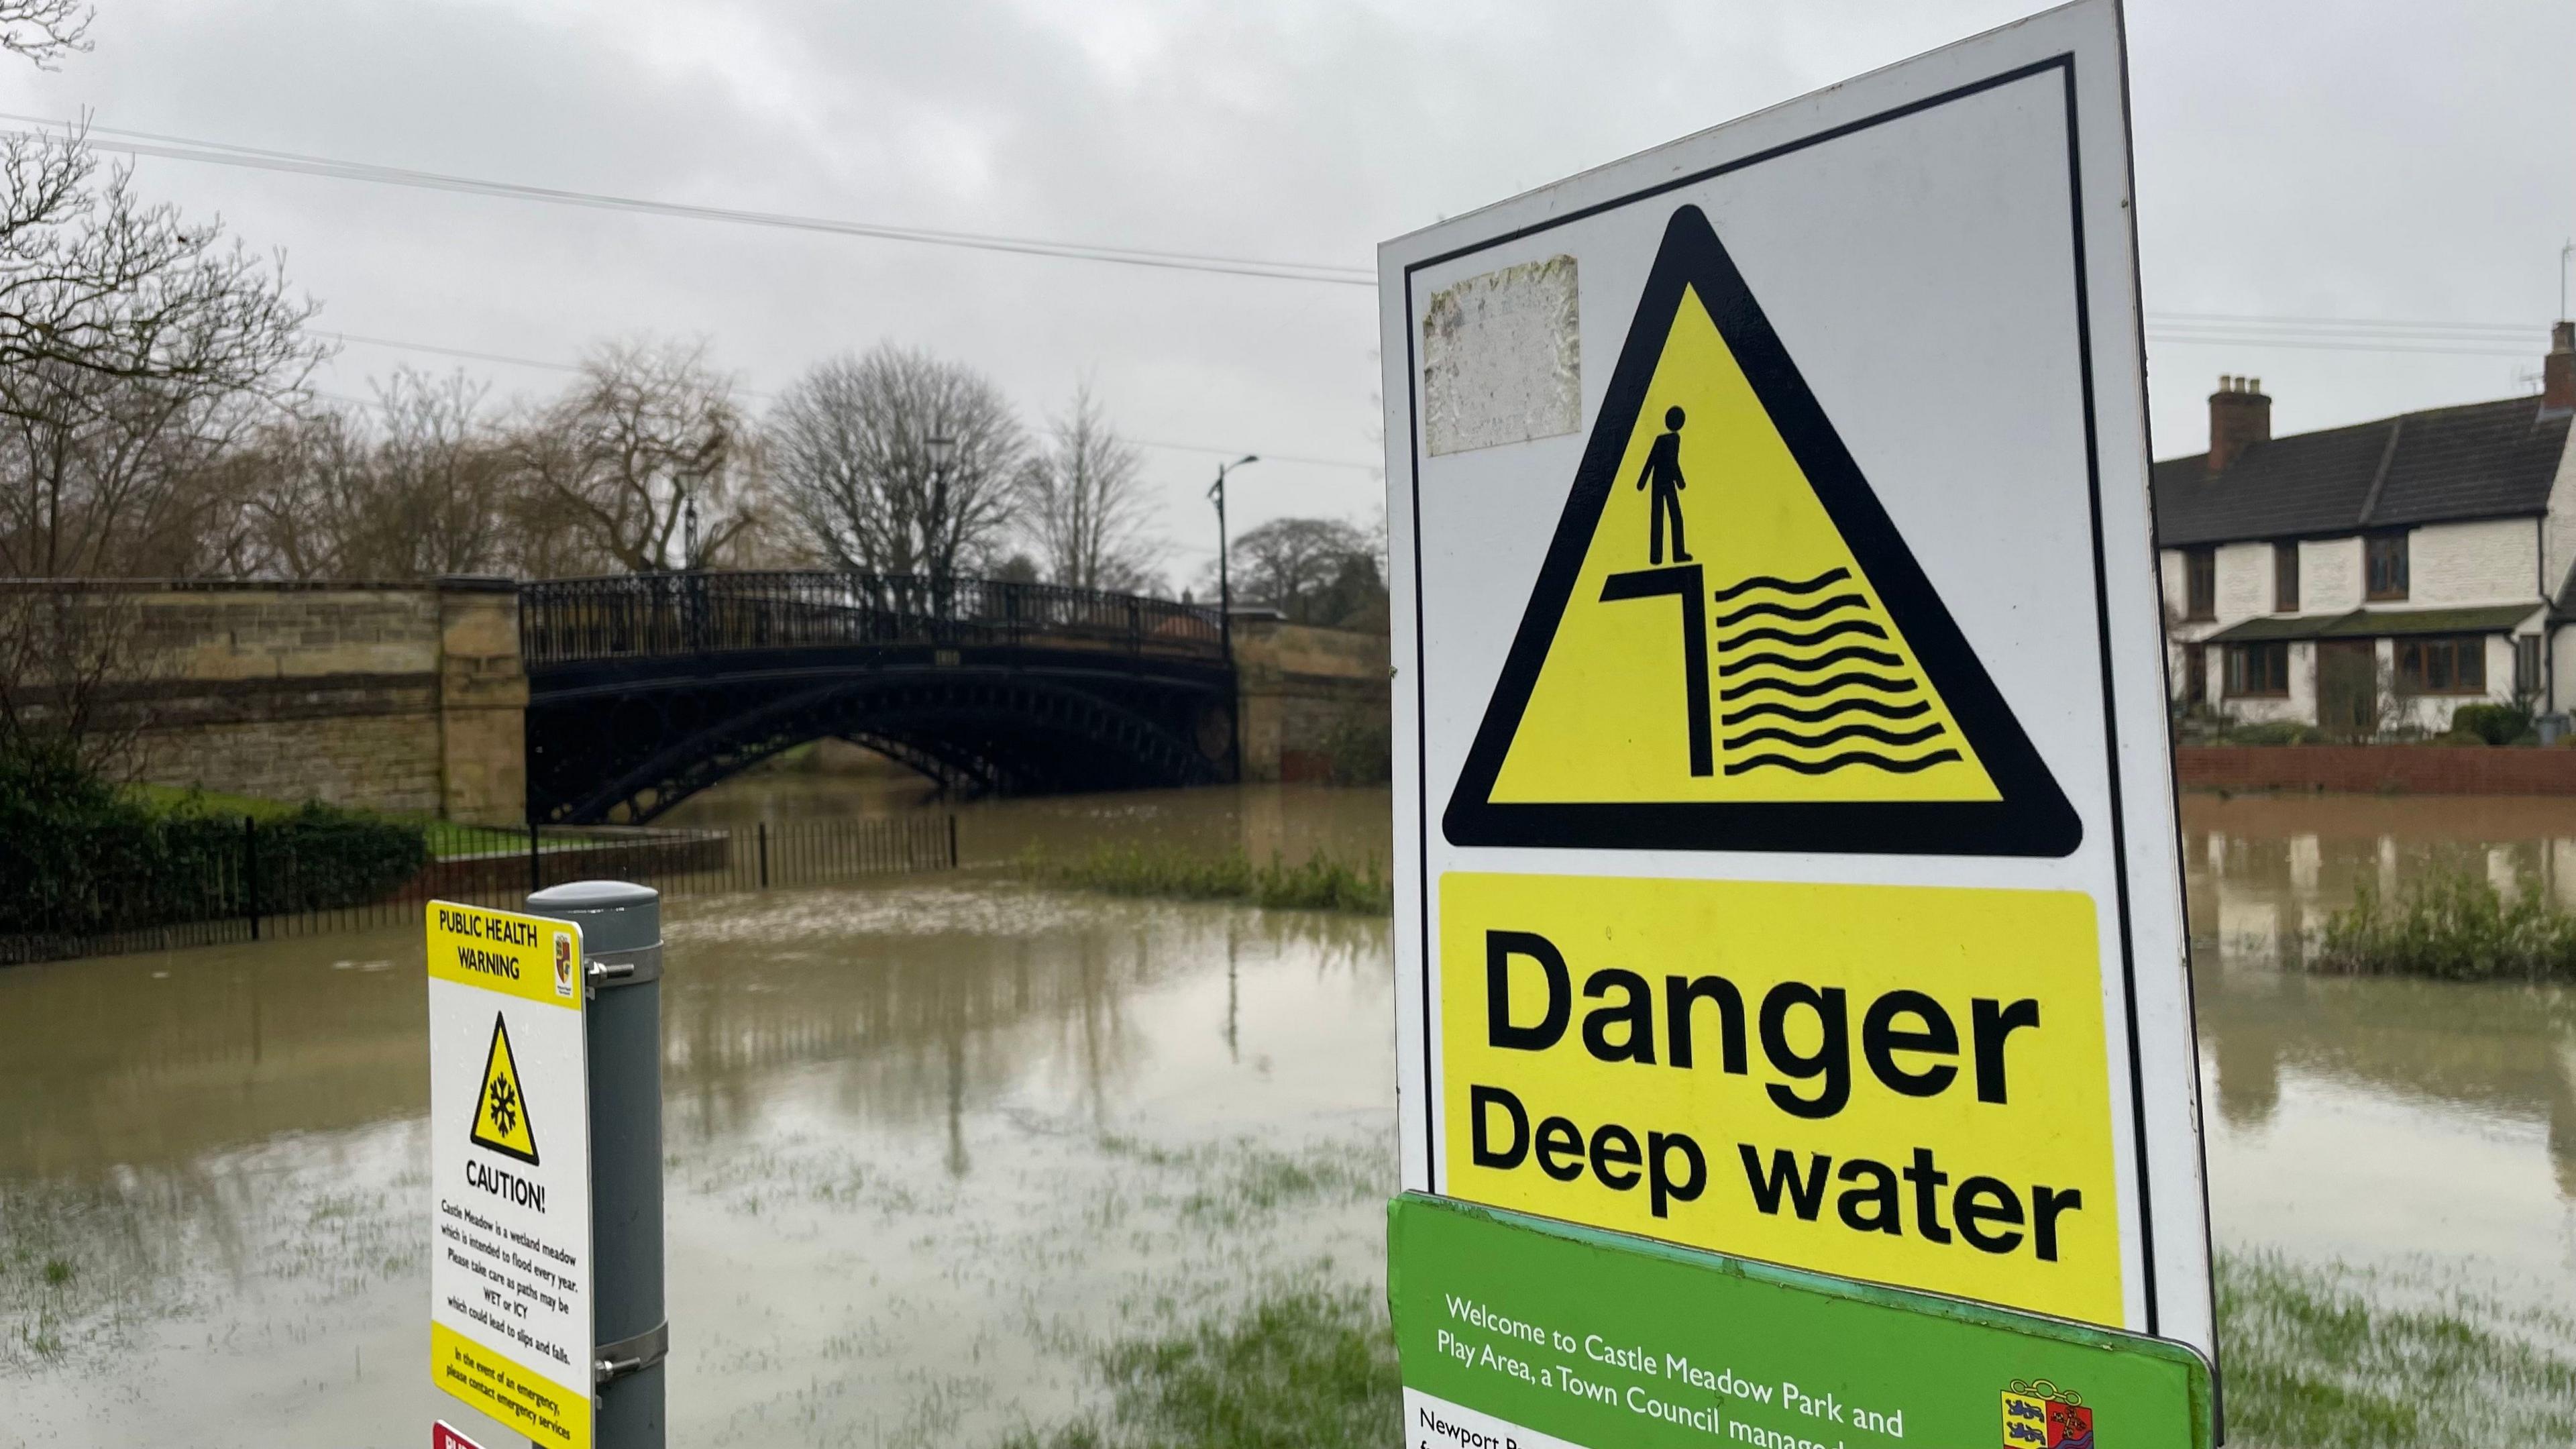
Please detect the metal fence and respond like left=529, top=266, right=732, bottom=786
left=520, top=570, right=1224, bottom=667
left=1, top=814, right=958, bottom=967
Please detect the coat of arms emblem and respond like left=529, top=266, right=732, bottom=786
left=2001, top=1380, right=2092, bottom=1449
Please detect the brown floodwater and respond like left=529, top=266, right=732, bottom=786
left=1, top=782, right=2571, bottom=1447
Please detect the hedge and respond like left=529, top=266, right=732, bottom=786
left=0, top=745, right=430, bottom=938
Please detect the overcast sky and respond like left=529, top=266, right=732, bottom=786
left=7, top=0, right=2569, bottom=582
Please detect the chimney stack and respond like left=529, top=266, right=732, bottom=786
left=2206, top=374, right=2271, bottom=474
left=2544, top=321, right=2574, bottom=414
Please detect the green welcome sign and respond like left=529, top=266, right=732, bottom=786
left=1389, top=1194, right=2212, bottom=1449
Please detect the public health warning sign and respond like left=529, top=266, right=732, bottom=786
left=428, top=902, right=594, bottom=1449
left=1380, top=2, right=2212, bottom=1425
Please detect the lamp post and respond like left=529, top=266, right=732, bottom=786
left=1210, top=454, right=1259, bottom=781
left=924, top=435, right=957, bottom=621
left=924, top=434, right=957, bottom=574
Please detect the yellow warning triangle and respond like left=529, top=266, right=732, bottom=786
left=469, top=1012, right=541, bottom=1167
left=1444, top=205, right=2078, bottom=857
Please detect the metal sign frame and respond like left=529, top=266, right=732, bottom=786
left=428, top=901, right=598, bottom=1449
left=1379, top=0, right=2211, bottom=1358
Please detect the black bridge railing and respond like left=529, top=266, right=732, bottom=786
left=519, top=570, right=1225, bottom=668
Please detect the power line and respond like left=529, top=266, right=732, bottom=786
left=2145, top=310, right=2538, bottom=335
left=0, top=112, right=1378, bottom=287
left=325, top=331, right=590, bottom=378
left=12, top=113, right=2559, bottom=352
left=2143, top=332, right=2534, bottom=359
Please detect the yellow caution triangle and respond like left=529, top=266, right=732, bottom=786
left=1444, top=205, right=2078, bottom=857
left=468, top=1012, right=541, bottom=1167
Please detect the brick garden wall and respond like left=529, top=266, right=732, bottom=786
left=2176, top=745, right=2576, bottom=796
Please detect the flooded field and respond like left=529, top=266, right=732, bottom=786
left=3, top=782, right=2574, bottom=1446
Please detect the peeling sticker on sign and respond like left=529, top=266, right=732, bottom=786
left=1423, top=255, right=1579, bottom=455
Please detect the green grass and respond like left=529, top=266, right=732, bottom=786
left=2312, top=870, right=2576, bottom=982
left=1021, top=845, right=1392, bottom=915
left=1003, top=1289, right=1400, bottom=1449
left=993, top=1252, right=2575, bottom=1449
left=2218, top=1250, right=2576, bottom=1448
left=123, top=783, right=535, bottom=859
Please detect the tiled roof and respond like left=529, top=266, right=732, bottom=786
left=2202, top=603, right=2542, bottom=643
left=2151, top=396, right=2571, bottom=547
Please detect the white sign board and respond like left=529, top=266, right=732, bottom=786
left=427, top=902, right=595, bottom=1449
left=1379, top=0, right=2212, bottom=1356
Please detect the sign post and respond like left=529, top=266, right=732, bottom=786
left=528, top=881, right=669, bottom=1449
left=1379, top=1, right=2214, bottom=1442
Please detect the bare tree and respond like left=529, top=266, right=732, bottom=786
left=1225, top=515, right=1377, bottom=623
left=506, top=339, right=758, bottom=574
left=358, top=369, right=510, bottom=575
left=203, top=403, right=362, bottom=578
left=0, top=584, right=156, bottom=778
left=1016, top=382, right=1161, bottom=591
left=0, top=129, right=324, bottom=578
left=769, top=344, right=1026, bottom=578
left=222, top=370, right=515, bottom=579
left=0, top=0, right=87, bottom=67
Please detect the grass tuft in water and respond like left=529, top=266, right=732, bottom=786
left=1004, top=1288, right=1400, bottom=1449
left=1020, top=846, right=1391, bottom=915
left=2218, top=1250, right=2576, bottom=1448
left=39, top=1258, right=72, bottom=1287
left=2312, top=871, right=2576, bottom=982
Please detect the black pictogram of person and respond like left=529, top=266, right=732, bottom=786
left=1635, top=405, right=1692, bottom=565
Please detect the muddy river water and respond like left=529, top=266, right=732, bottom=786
left=3, top=783, right=2573, bottom=1446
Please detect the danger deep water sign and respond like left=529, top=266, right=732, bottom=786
left=1379, top=0, right=2212, bottom=1366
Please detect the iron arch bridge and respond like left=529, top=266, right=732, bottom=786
left=522, top=571, right=1232, bottom=824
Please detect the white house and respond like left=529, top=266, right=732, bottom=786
left=2154, top=321, right=2576, bottom=733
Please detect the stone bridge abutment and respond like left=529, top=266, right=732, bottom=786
left=107, top=576, right=527, bottom=822
left=72, top=574, right=1389, bottom=820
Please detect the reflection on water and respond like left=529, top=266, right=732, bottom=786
left=1, top=786, right=1395, bottom=1448
left=2182, top=793, right=2576, bottom=1315
left=4, top=783, right=2575, bottom=1445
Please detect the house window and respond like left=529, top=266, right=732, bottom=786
left=2516, top=635, right=2543, bottom=701
left=2183, top=547, right=2216, bottom=620
left=2394, top=635, right=2487, bottom=696
left=2224, top=641, right=2291, bottom=697
left=2273, top=543, right=2299, bottom=613
left=2182, top=643, right=2208, bottom=706
left=2365, top=531, right=2409, bottom=601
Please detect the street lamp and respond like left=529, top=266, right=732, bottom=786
left=924, top=435, right=957, bottom=587
left=1210, top=454, right=1259, bottom=781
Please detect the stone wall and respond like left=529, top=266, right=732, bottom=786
left=1230, top=619, right=1391, bottom=784
left=104, top=578, right=528, bottom=822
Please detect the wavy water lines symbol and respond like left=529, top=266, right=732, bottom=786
left=1711, top=570, right=1963, bottom=777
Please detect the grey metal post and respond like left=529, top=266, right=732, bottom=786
left=527, top=881, right=666, bottom=1449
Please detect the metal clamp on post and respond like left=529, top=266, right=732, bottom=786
left=585, top=941, right=664, bottom=994
left=594, top=1318, right=669, bottom=1386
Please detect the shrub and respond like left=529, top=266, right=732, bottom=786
left=0, top=745, right=429, bottom=939
left=1317, top=717, right=1392, bottom=786
left=1022, top=845, right=1391, bottom=915
left=2449, top=702, right=2531, bottom=747
left=2226, top=720, right=2316, bottom=747
left=2312, top=871, right=2576, bottom=983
